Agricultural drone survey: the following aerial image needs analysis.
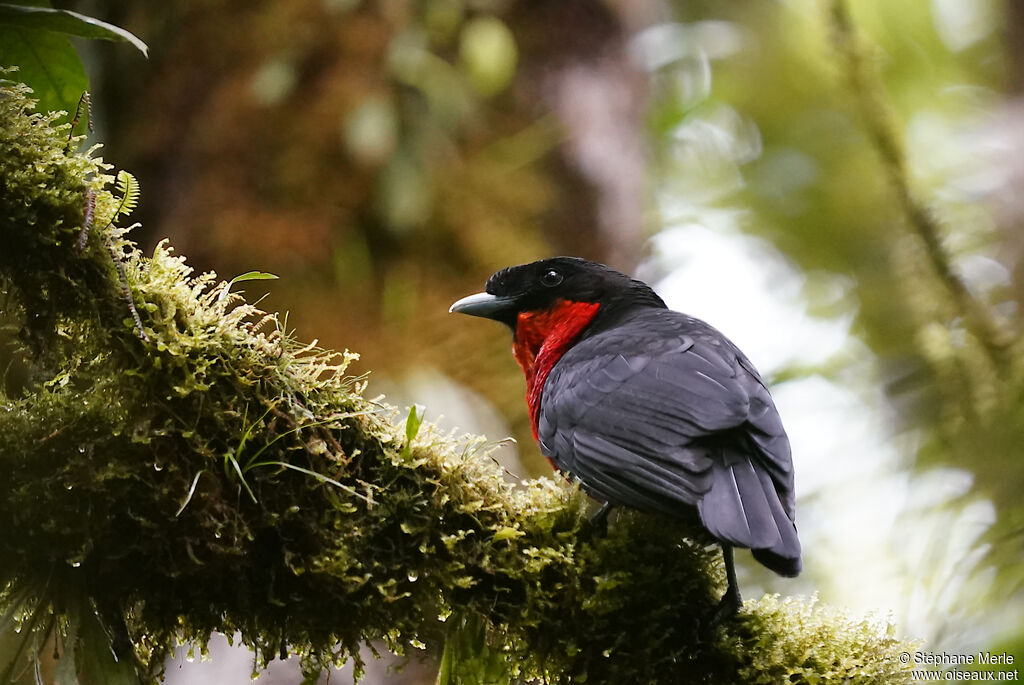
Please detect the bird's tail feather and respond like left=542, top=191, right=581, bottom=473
left=697, top=449, right=801, bottom=576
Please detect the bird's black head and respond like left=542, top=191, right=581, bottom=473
left=449, top=257, right=665, bottom=330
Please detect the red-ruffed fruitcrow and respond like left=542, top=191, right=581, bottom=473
left=450, top=257, right=800, bottom=619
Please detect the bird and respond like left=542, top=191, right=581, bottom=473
left=449, top=256, right=800, bottom=621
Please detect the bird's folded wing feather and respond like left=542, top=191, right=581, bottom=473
left=537, top=314, right=795, bottom=531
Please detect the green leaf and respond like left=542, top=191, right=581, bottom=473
left=229, top=270, right=280, bottom=285
left=75, top=602, right=141, bottom=685
left=0, top=4, right=148, bottom=56
left=52, top=610, right=79, bottom=685
left=436, top=634, right=455, bottom=685
left=224, top=452, right=257, bottom=503
left=0, top=25, right=88, bottom=118
left=401, top=404, right=426, bottom=460
left=218, top=271, right=279, bottom=304
left=436, top=614, right=510, bottom=685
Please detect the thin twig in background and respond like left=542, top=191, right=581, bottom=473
left=828, top=0, right=1011, bottom=370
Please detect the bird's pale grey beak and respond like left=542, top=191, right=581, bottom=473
left=449, top=292, right=518, bottom=319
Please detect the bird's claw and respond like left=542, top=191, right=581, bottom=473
left=709, top=587, right=742, bottom=628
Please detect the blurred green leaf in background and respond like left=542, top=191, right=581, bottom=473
left=0, top=1, right=146, bottom=121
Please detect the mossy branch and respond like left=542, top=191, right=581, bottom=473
left=827, top=0, right=1011, bottom=371
left=0, top=78, right=915, bottom=683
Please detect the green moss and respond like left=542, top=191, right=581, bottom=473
left=0, top=76, right=916, bottom=683
left=722, top=595, right=916, bottom=684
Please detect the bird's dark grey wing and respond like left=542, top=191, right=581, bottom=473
left=537, top=312, right=800, bottom=571
left=538, top=332, right=746, bottom=510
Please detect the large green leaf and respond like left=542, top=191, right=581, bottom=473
left=73, top=600, right=141, bottom=685
left=0, top=4, right=148, bottom=56
left=436, top=614, right=510, bottom=685
left=0, top=24, right=87, bottom=119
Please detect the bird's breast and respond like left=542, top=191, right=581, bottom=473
left=512, top=299, right=600, bottom=437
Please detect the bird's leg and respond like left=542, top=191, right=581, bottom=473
left=711, top=543, right=742, bottom=626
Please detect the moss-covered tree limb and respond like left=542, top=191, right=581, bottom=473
left=0, top=78, right=915, bottom=683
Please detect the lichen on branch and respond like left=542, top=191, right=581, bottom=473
left=0, top=77, right=915, bottom=684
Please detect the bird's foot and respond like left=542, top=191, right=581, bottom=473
left=709, top=586, right=742, bottom=628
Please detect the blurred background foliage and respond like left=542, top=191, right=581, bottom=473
left=5, top=0, right=1024, bottom=681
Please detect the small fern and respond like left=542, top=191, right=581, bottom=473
left=113, top=170, right=140, bottom=220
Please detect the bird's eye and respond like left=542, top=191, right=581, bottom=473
left=540, top=269, right=563, bottom=287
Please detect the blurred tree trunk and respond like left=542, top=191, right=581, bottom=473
left=509, top=0, right=653, bottom=269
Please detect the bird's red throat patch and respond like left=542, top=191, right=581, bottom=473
left=513, top=299, right=600, bottom=437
